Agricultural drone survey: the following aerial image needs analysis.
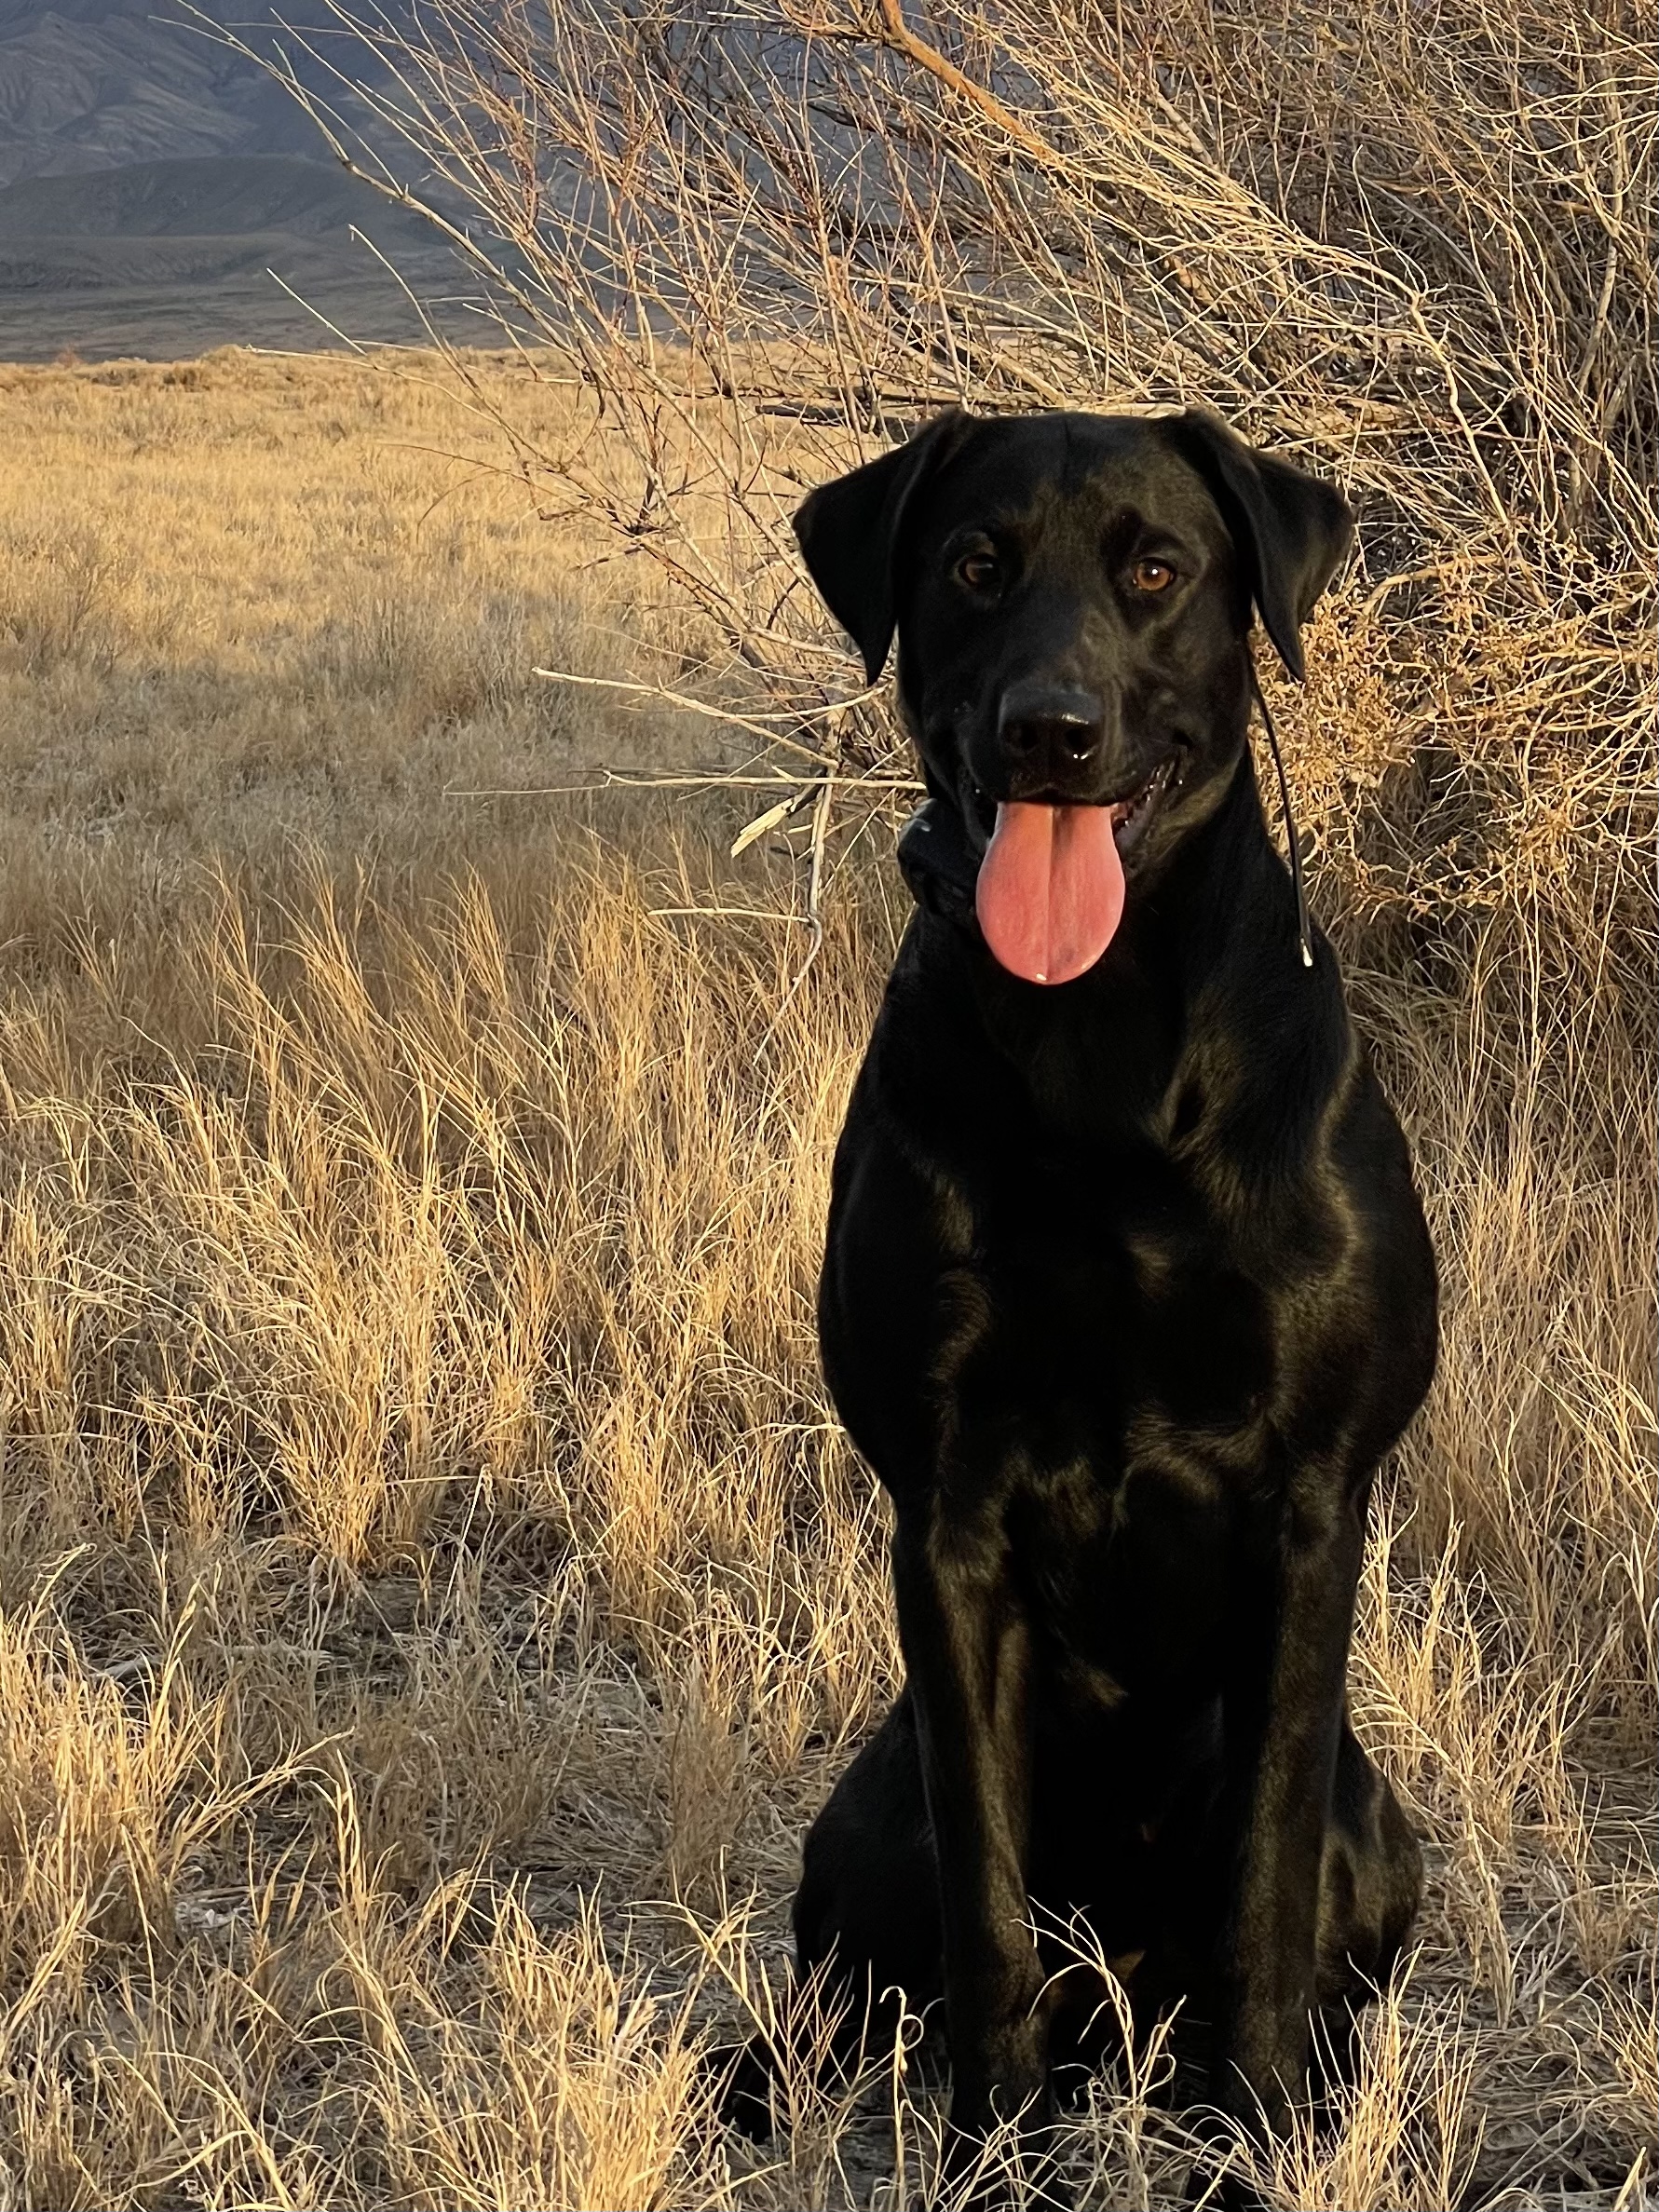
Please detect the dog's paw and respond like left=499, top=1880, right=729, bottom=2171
left=1194, top=2181, right=1265, bottom=2212
left=1181, top=2148, right=1266, bottom=2212
left=922, top=2122, right=1073, bottom=2212
left=702, top=2035, right=776, bottom=2143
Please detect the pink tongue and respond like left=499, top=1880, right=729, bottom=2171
left=974, top=801, right=1125, bottom=985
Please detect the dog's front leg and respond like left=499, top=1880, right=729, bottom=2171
left=891, top=1504, right=1056, bottom=2200
left=1213, top=1473, right=1367, bottom=2136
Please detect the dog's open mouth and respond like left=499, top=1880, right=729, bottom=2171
left=975, top=756, right=1175, bottom=987
left=1108, top=755, right=1176, bottom=854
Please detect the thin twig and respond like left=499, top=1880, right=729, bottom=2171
left=531, top=669, right=847, bottom=767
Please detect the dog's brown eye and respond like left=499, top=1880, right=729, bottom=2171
left=956, top=550, right=1000, bottom=591
left=1133, top=558, right=1176, bottom=592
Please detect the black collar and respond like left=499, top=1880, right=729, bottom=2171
left=896, top=798, right=982, bottom=930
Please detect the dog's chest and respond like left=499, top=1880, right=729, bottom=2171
left=936, top=1179, right=1279, bottom=1690
left=937, top=1148, right=1278, bottom=1454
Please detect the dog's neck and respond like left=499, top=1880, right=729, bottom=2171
left=895, top=793, right=985, bottom=927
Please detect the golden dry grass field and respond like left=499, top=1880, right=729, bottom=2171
left=0, top=347, right=1652, bottom=2211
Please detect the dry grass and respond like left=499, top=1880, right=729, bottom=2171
left=0, top=323, right=1651, bottom=2212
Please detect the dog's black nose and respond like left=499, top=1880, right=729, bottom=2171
left=997, top=685, right=1105, bottom=779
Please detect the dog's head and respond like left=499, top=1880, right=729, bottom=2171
left=794, top=409, right=1351, bottom=984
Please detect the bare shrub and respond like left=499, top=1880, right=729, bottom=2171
left=211, top=0, right=1652, bottom=934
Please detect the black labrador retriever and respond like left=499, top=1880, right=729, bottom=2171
left=728, top=408, right=1435, bottom=2203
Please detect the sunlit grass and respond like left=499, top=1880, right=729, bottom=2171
left=0, top=347, right=1650, bottom=2209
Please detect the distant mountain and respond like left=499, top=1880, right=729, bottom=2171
left=0, top=148, right=474, bottom=357
left=0, top=151, right=437, bottom=239
left=0, top=1, right=477, bottom=357
left=0, top=0, right=334, bottom=187
left=0, top=2, right=840, bottom=360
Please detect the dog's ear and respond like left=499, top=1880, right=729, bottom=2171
left=1166, top=410, right=1353, bottom=681
left=794, top=411, right=975, bottom=683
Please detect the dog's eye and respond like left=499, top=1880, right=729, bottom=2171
left=1132, top=558, right=1176, bottom=592
left=955, top=550, right=1001, bottom=591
